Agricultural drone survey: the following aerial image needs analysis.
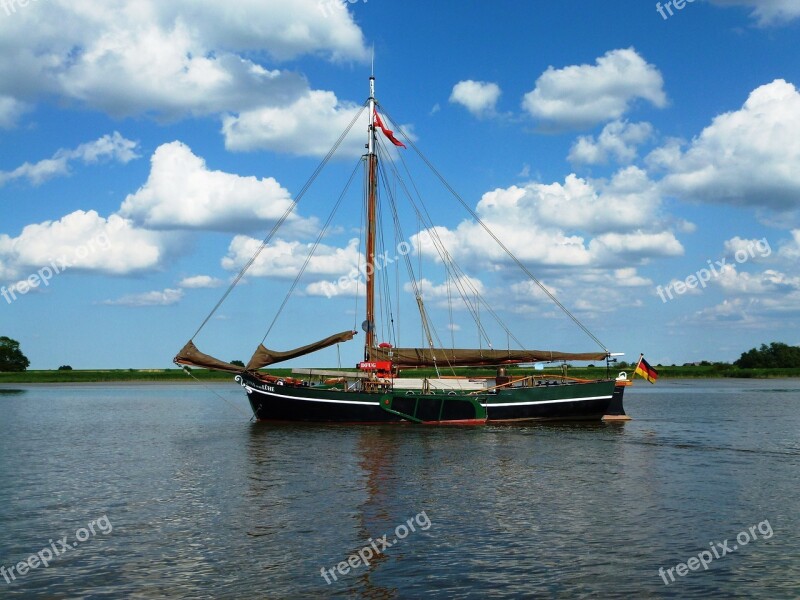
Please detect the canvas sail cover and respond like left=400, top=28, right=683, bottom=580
left=174, top=340, right=244, bottom=374
left=246, top=330, right=357, bottom=371
left=369, top=346, right=608, bottom=368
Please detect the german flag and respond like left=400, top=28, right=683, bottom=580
left=634, top=356, right=658, bottom=384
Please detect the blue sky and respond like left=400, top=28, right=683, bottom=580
left=1, top=0, right=800, bottom=369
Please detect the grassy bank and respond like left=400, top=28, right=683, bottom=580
left=1, top=365, right=799, bottom=384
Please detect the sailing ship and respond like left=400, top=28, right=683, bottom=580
left=176, top=75, right=631, bottom=424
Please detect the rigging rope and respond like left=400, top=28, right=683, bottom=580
left=182, top=367, right=253, bottom=419
left=189, top=104, right=367, bottom=342
left=261, top=158, right=362, bottom=343
left=377, top=135, right=499, bottom=347
left=380, top=105, right=609, bottom=353
left=375, top=139, right=460, bottom=375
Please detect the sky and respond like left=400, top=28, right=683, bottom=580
left=1, top=0, right=800, bottom=370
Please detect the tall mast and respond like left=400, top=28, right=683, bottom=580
left=365, top=75, right=378, bottom=358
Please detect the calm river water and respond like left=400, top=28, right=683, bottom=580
left=0, top=379, right=798, bottom=598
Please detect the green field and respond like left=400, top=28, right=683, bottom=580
left=1, top=364, right=799, bottom=384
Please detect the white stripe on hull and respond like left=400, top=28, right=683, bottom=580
left=485, top=394, right=612, bottom=407
left=246, top=386, right=610, bottom=408
left=246, top=387, right=380, bottom=406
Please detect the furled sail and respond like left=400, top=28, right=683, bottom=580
left=369, top=346, right=609, bottom=368
left=246, top=330, right=357, bottom=371
left=174, top=340, right=244, bottom=373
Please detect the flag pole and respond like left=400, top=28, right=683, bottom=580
left=631, top=353, right=644, bottom=384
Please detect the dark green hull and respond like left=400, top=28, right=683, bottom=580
left=237, top=375, right=621, bottom=424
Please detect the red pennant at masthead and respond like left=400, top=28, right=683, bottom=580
left=374, top=110, right=406, bottom=148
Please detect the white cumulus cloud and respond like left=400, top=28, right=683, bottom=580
left=101, top=288, right=185, bottom=307
left=120, top=141, right=314, bottom=233
left=569, top=120, right=654, bottom=165
left=222, top=236, right=362, bottom=279
left=221, top=90, right=366, bottom=157
left=411, top=167, right=683, bottom=270
left=179, top=275, right=224, bottom=289
left=710, top=0, right=800, bottom=25
left=0, top=96, right=30, bottom=129
left=0, top=210, right=171, bottom=279
left=522, top=48, right=667, bottom=129
left=449, top=80, right=501, bottom=118
left=657, top=79, right=800, bottom=212
left=0, top=0, right=365, bottom=119
left=0, top=132, right=139, bottom=187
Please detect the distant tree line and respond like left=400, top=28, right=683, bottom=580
left=0, top=337, right=30, bottom=372
left=734, top=342, right=800, bottom=369
left=2, top=337, right=798, bottom=373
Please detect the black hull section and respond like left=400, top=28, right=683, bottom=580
left=605, top=384, right=628, bottom=416
left=237, top=375, right=625, bottom=424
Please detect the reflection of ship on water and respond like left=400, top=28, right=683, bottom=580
left=243, top=424, right=430, bottom=596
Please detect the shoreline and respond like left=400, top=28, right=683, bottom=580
left=2, top=366, right=799, bottom=384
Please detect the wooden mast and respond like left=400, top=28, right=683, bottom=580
left=365, top=75, right=378, bottom=359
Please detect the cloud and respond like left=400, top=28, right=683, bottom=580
left=0, top=210, right=171, bottom=279
left=222, top=236, right=361, bottom=278
left=221, top=90, right=366, bottom=157
left=0, top=0, right=366, bottom=120
left=778, top=230, right=800, bottom=260
left=710, top=0, right=800, bottom=25
left=510, top=279, right=560, bottom=303
left=656, top=80, right=800, bottom=212
left=587, top=231, right=684, bottom=262
left=101, top=288, right=184, bottom=307
left=479, top=167, right=665, bottom=235
left=522, top=48, right=666, bottom=129
left=569, top=120, right=654, bottom=165
left=722, top=236, right=773, bottom=262
left=306, top=276, right=362, bottom=298
left=179, top=275, right=224, bottom=289
left=0, top=132, right=139, bottom=187
left=408, top=276, right=485, bottom=298
left=715, top=266, right=800, bottom=295
left=400, top=276, right=486, bottom=310
left=0, top=96, right=30, bottom=129
left=688, top=290, right=800, bottom=325
left=411, top=167, right=683, bottom=270
left=0, top=1, right=368, bottom=157
left=510, top=268, right=650, bottom=317
left=449, top=80, right=501, bottom=118
left=119, top=141, right=314, bottom=233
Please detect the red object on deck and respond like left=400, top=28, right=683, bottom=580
left=358, top=361, right=392, bottom=372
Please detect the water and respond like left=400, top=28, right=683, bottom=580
left=0, top=379, right=798, bottom=598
